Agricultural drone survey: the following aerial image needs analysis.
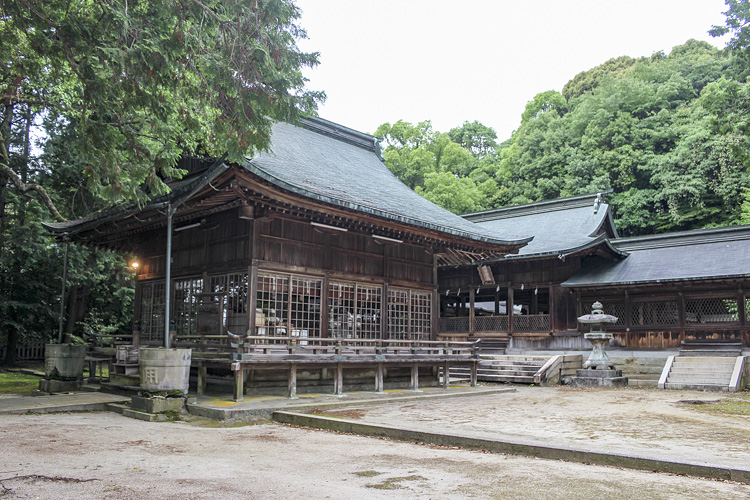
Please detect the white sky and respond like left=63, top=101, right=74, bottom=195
left=295, top=0, right=731, bottom=141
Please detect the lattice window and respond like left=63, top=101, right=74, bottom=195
left=583, top=300, right=627, bottom=326
left=685, top=297, right=739, bottom=324
left=173, top=277, right=204, bottom=337
left=357, top=285, right=382, bottom=340
left=630, top=300, right=678, bottom=326
left=410, top=291, right=432, bottom=341
left=475, top=315, right=509, bottom=332
left=440, top=317, right=470, bottom=333
left=210, top=273, right=248, bottom=334
left=329, top=282, right=355, bottom=338
left=513, top=315, right=550, bottom=332
left=290, top=276, right=323, bottom=341
left=256, top=273, right=289, bottom=337
left=388, top=288, right=410, bottom=340
left=139, top=281, right=165, bottom=342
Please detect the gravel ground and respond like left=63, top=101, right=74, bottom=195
left=0, top=386, right=749, bottom=500
left=307, top=385, right=750, bottom=469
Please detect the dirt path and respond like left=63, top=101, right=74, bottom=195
left=0, top=394, right=749, bottom=499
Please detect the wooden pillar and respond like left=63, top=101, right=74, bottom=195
left=288, top=363, right=297, bottom=399
left=197, top=363, right=207, bottom=396
left=548, top=285, right=555, bottom=333
left=233, top=365, right=244, bottom=402
left=375, top=363, right=384, bottom=393
left=334, top=362, right=344, bottom=396
left=508, top=286, right=515, bottom=334
left=469, top=287, right=475, bottom=335
left=431, top=253, right=439, bottom=340
left=382, top=283, right=389, bottom=340
left=470, top=361, right=478, bottom=387
left=321, top=273, right=330, bottom=338
left=738, top=288, right=747, bottom=328
left=443, top=361, right=450, bottom=389
left=249, top=260, right=258, bottom=336
left=410, top=363, right=419, bottom=391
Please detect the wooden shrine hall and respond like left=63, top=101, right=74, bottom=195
left=43, top=117, right=531, bottom=399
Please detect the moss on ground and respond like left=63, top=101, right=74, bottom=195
left=0, top=370, right=41, bottom=395
left=694, top=392, right=750, bottom=417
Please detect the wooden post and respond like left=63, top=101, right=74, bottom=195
left=548, top=285, right=555, bottom=333
left=508, top=286, right=514, bottom=334
left=288, top=363, right=297, bottom=399
left=249, top=261, right=258, bottom=336
left=410, top=363, right=419, bottom=391
left=431, top=253, right=439, bottom=340
left=335, top=362, right=344, bottom=396
left=197, top=363, right=207, bottom=396
left=738, top=288, right=746, bottom=328
left=443, top=361, right=450, bottom=389
left=469, top=286, right=475, bottom=335
left=321, top=273, right=330, bottom=338
left=233, top=363, right=244, bottom=402
left=375, top=362, right=384, bottom=393
left=382, top=283, right=389, bottom=340
left=470, top=361, right=478, bottom=387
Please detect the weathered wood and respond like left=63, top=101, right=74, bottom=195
left=470, top=362, right=478, bottom=387
left=411, top=363, right=419, bottom=391
left=375, top=363, right=384, bottom=393
left=197, top=363, right=207, bottom=395
left=233, top=364, right=244, bottom=402
left=443, top=361, right=450, bottom=389
left=288, top=363, right=297, bottom=399
left=335, top=363, right=344, bottom=396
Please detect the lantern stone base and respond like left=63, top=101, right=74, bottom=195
left=569, top=369, right=629, bottom=388
left=38, top=379, right=82, bottom=393
left=131, top=395, right=186, bottom=414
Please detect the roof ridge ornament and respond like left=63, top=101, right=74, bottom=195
left=593, top=192, right=603, bottom=214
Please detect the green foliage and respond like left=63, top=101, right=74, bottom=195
left=1, top=0, right=324, bottom=207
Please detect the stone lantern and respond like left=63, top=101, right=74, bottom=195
left=570, top=301, right=628, bottom=388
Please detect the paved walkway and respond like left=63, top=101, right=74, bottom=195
left=0, top=392, right=129, bottom=414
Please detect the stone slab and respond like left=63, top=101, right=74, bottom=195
left=38, top=379, right=82, bottom=393
left=575, top=369, right=622, bottom=378
left=0, top=392, right=129, bottom=415
left=569, top=376, right=629, bottom=388
left=131, top=395, right=185, bottom=413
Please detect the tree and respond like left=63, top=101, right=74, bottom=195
left=448, top=120, right=498, bottom=159
left=1, top=0, right=324, bottom=222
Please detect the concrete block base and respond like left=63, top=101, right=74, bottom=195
left=38, top=379, right=82, bottom=393
left=569, top=368, right=628, bottom=388
left=131, top=396, right=185, bottom=414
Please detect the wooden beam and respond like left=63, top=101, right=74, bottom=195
left=288, top=363, right=298, bottom=399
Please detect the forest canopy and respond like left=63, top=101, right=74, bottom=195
left=377, top=37, right=750, bottom=237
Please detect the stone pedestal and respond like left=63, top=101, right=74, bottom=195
left=131, top=395, right=186, bottom=413
left=38, top=379, right=82, bottom=393
left=570, top=369, right=628, bottom=388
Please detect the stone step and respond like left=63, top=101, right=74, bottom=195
left=105, top=402, right=130, bottom=415
left=678, top=350, right=741, bottom=357
left=667, top=375, right=733, bottom=384
left=664, top=382, right=730, bottom=392
left=628, top=378, right=658, bottom=387
left=669, top=366, right=734, bottom=374
left=121, top=408, right=167, bottom=422
left=472, top=374, right=535, bottom=383
left=673, top=357, right=737, bottom=364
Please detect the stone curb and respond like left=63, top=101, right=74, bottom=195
left=187, top=387, right=515, bottom=421
left=273, top=410, right=750, bottom=484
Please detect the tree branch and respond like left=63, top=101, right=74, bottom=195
left=0, top=163, right=66, bottom=222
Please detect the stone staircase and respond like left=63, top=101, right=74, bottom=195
left=679, top=340, right=743, bottom=357
left=659, top=356, right=745, bottom=392
left=449, top=355, right=550, bottom=384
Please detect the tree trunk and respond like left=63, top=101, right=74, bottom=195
left=2, top=329, right=19, bottom=367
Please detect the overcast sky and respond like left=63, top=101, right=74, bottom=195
left=295, top=0, right=731, bottom=141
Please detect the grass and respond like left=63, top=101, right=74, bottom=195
left=0, top=370, right=41, bottom=396
left=365, top=475, right=427, bottom=490
left=693, top=392, right=750, bottom=417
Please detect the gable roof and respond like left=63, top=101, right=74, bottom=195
left=244, top=118, right=528, bottom=247
left=43, top=117, right=530, bottom=257
left=562, top=225, right=750, bottom=287
left=461, top=193, right=625, bottom=261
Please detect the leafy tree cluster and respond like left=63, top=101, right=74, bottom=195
left=0, top=0, right=322, bottom=364
left=378, top=37, right=750, bottom=236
